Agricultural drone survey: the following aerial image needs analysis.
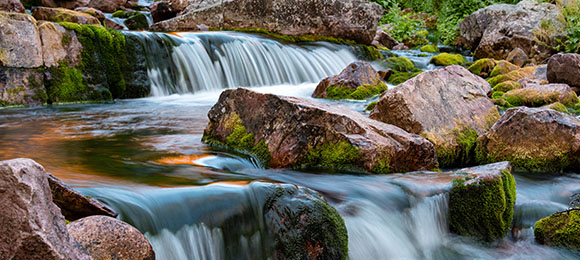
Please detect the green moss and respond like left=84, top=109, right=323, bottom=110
left=325, top=83, right=388, bottom=100
left=475, top=143, right=573, bottom=173
left=434, top=126, right=479, bottom=168
left=358, top=45, right=383, bottom=60
left=487, top=67, right=536, bottom=88
left=223, top=125, right=272, bottom=166
left=468, top=58, right=496, bottom=78
left=371, top=152, right=391, bottom=174
left=381, top=57, right=419, bottom=73
left=502, top=89, right=579, bottom=108
left=448, top=169, right=516, bottom=241
left=420, top=45, right=439, bottom=53
left=46, top=64, right=90, bottom=103
left=534, top=210, right=580, bottom=250
left=547, top=102, right=569, bottom=114
left=491, top=91, right=505, bottom=100
left=489, top=61, right=520, bottom=78
left=365, top=101, right=377, bottom=111
left=301, top=141, right=361, bottom=171
left=430, top=53, right=465, bottom=66
left=124, top=12, right=149, bottom=30
left=61, top=33, right=72, bottom=47
left=112, top=10, right=131, bottom=18
left=493, top=81, right=520, bottom=93
left=387, top=71, right=422, bottom=85
left=230, top=27, right=357, bottom=45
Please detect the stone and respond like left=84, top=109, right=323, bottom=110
left=476, top=106, right=580, bottom=173
left=448, top=161, right=516, bottom=241
left=468, top=58, right=497, bottom=78
left=0, top=158, right=91, bottom=260
left=124, top=11, right=149, bottom=30
left=47, top=174, right=118, bottom=221
left=547, top=53, right=580, bottom=93
left=150, top=1, right=177, bottom=23
left=392, top=43, right=408, bottom=50
left=0, top=67, right=47, bottom=106
left=0, top=0, right=25, bottom=13
left=88, top=0, right=128, bottom=13
left=430, top=53, right=466, bottom=66
left=312, top=61, right=387, bottom=100
left=489, top=60, right=520, bottom=78
left=74, top=7, right=106, bottom=20
left=506, top=47, right=528, bottom=67
left=487, top=65, right=546, bottom=88
left=202, top=88, right=438, bottom=174
left=151, top=0, right=384, bottom=45
left=103, top=18, right=124, bottom=29
left=370, top=65, right=499, bottom=167
left=0, top=12, right=44, bottom=68
left=502, top=83, right=579, bottom=107
left=375, top=30, right=399, bottom=49
left=377, top=69, right=393, bottom=81
left=459, top=0, right=562, bottom=62
left=534, top=210, right=580, bottom=250
left=67, top=215, right=155, bottom=260
left=41, top=0, right=91, bottom=9
left=379, top=57, right=422, bottom=85
left=38, top=21, right=83, bottom=67
left=32, top=7, right=101, bottom=25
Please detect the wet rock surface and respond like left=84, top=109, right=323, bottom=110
left=312, top=61, right=387, bottom=100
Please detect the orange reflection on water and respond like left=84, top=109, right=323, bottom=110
left=155, top=154, right=211, bottom=166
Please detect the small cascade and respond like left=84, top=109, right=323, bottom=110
left=124, top=31, right=357, bottom=96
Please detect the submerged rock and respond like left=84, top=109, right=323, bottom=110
left=33, top=7, right=101, bottom=25
left=476, top=107, right=580, bottom=173
left=0, top=158, right=91, bottom=260
left=459, top=0, right=562, bottom=62
left=547, top=53, right=580, bottom=93
left=370, top=65, right=499, bottom=168
left=203, top=88, right=438, bottom=173
left=150, top=0, right=383, bottom=45
left=448, top=161, right=516, bottom=241
left=67, top=215, right=155, bottom=260
left=312, top=61, right=387, bottom=100
left=0, top=12, right=44, bottom=68
left=48, top=174, right=118, bottom=221
left=534, top=210, right=580, bottom=250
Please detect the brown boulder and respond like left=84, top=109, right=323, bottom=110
left=476, top=106, right=580, bottom=173
left=0, top=0, right=25, bottom=13
left=74, top=7, right=105, bottom=20
left=150, top=1, right=177, bottom=23
left=33, top=7, right=101, bottom=25
left=0, top=67, right=47, bottom=106
left=41, top=0, right=91, bottom=9
left=312, top=61, right=387, bottom=100
left=68, top=215, right=154, bottom=260
left=103, top=18, right=124, bottom=29
left=459, top=0, right=562, bottom=62
left=370, top=65, right=499, bottom=167
left=203, top=88, right=438, bottom=173
left=48, top=174, right=118, bottom=221
left=506, top=48, right=528, bottom=67
left=151, top=0, right=383, bottom=45
left=0, top=12, right=44, bottom=68
left=375, top=30, right=400, bottom=49
left=547, top=53, right=580, bottom=93
left=88, top=0, right=128, bottom=13
left=0, top=158, right=91, bottom=260
left=38, top=21, right=83, bottom=67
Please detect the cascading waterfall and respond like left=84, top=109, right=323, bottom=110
left=124, top=31, right=357, bottom=96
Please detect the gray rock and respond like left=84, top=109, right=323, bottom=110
left=38, top=21, right=83, bottom=67
left=0, top=67, right=47, bottom=106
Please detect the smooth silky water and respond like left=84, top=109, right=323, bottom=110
left=0, top=31, right=578, bottom=260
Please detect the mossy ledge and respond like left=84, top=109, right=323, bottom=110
left=534, top=210, right=580, bottom=250
left=325, top=83, right=388, bottom=100
left=427, top=126, right=479, bottom=169
left=448, top=169, right=516, bottom=241
left=475, top=144, right=574, bottom=173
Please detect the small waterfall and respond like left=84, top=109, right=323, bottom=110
left=124, top=31, right=357, bottom=96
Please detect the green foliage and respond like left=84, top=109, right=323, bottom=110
left=379, top=6, right=425, bottom=43
left=430, top=53, right=466, bottom=66
left=559, top=1, right=580, bottom=53
left=302, top=141, right=361, bottom=171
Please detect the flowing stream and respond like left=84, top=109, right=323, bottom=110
left=0, top=31, right=579, bottom=259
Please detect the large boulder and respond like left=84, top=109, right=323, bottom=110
left=0, top=158, right=90, bottom=260
left=202, top=88, right=438, bottom=173
left=67, top=215, right=155, bottom=260
left=48, top=174, right=118, bottom=221
left=547, top=53, right=580, bottom=93
left=448, top=161, right=516, bottom=241
left=38, top=21, right=83, bottom=67
left=151, top=0, right=384, bottom=45
left=501, top=83, right=579, bottom=107
left=0, top=12, right=44, bottom=68
left=312, top=61, right=387, bottom=100
left=369, top=65, right=499, bottom=167
left=88, top=0, right=128, bottom=13
left=0, top=0, right=25, bottom=13
left=41, top=0, right=91, bottom=9
left=476, top=107, right=580, bottom=173
left=0, top=67, right=47, bottom=106
left=33, top=7, right=101, bottom=25
left=150, top=1, right=178, bottom=23
left=534, top=210, right=580, bottom=250
left=458, top=0, right=562, bottom=62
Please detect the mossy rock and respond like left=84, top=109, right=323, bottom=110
left=420, top=45, right=439, bottom=53
left=365, top=101, right=377, bottom=111
left=449, top=169, right=516, bottom=241
left=325, top=83, right=388, bottom=100
left=493, top=81, right=520, bottom=93
left=468, top=58, right=497, bottom=78
left=427, top=126, right=480, bottom=168
left=387, top=71, right=422, bottom=85
left=534, top=210, right=580, bottom=250
left=381, top=57, right=419, bottom=73
left=300, top=141, right=363, bottom=172
left=430, top=53, right=465, bottom=66
left=545, top=102, right=569, bottom=114
left=502, top=87, right=579, bottom=107
left=489, top=60, right=520, bottom=78
left=124, top=12, right=149, bottom=30
left=487, top=67, right=537, bottom=88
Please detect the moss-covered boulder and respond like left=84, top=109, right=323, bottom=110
left=543, top=102, right=569, bottom=114
left=430, top=53, right=466, bottom=66
left=487, top=65, right=546, bottom=87
left=501, top=83, right=579, bottom=107
left=203, top=88, right=438, bottom=173
left=370, top=65, right=499, bottom=168
left=313, top=61, right=387, bottom=100
left=468, top=58, right=497, bottom=78
left=489, top=60, right=520, bottom=78
left=32, top=7, right=101, bottom=25
left=420, top=44, right=439, bottom=53
left=477, top=106, right=580, bottom=173
left=379, top=57, right=423, bottom=85
left=448, top=161, right=516, bottom=241
left=534, top=210, right=580, bottom=250
left=492, top=80, right=520, bottom=92
left=113, top=11, right=149, bottom=30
